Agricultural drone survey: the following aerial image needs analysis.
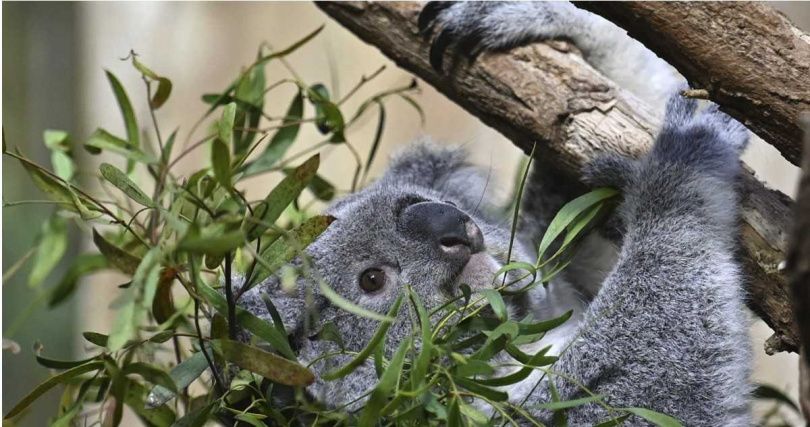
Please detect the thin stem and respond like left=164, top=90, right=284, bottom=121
left=3, top=151, right=150, bottom=249
left=337, top=64, right=386, bottom=106
left=2, top=200, right=75, bottom=208
left=224, top=253, right=237, bottom=340
left=194, top=298, right=226, bottom=395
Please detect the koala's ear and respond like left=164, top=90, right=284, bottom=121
left=377, top=139, right=471, bottom=190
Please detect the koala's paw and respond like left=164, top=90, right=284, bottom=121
left=652, top=89, right=749, bottom=178
left=418, top=1, right=578, bottom=72
left=582, top=154, right=637, bottom=190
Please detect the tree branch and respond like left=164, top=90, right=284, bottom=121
left=575, top=1, right=810, bottom=167
left=317, top=1, right=800, bottom=352
left=789, top=115, right=810, bottom=416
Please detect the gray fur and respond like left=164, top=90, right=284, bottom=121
left=238, top=2, right=752, bottom=424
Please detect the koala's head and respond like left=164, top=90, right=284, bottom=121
left=239, top=141, right=537, bottom=407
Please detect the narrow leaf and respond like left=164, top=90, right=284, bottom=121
left=218, top=340, right=314, bottom=387
left=28, top=214, right=68, bottom=288
left=4, top=361, right=104, bottom=419
left=99, top=163, right=154, bottom=207
left=146, top=349, right=210, bottom=408
left=321, top=294, right=403, bottom=380
left=243, top=154, right=320, bottom=242
left=92, top=229, right=142, bottom=275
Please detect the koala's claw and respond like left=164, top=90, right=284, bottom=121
left=419, top=1, right=492, bottom=72
left=418, top=1, right=452, bottom=34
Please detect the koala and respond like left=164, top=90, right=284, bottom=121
left=238, top=2, right=752, bottom=425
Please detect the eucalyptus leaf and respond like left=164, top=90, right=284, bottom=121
left=99, top=163, right=154, bottom=207
left=49, top=254, right=108, bottom=307
left=244, top=91, right=304, bottom=177
left=92, top=229, right=142, bottom=275
left=4, top=361, right=104, bottom=419
left=321, top=294, right=402, bottom=380
left=243, top=154, right=320, bottom=242
left=146, top=349, right=210, bottom=408
left=217, top=340, right=314, bottom=387
left=246, top=215, right=335, bottom=289
left=28, top=214, right=68, bottom=288
left=358, top=336, right=411, bottom=427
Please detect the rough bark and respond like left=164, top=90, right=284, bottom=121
left=576, top=2, right=810, bottom=167
left=316, top=1, right=799, bottom=352
left=789, top=116, right=810, bottom=416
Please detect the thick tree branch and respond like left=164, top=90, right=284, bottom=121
left=789, top=116, right=810, bottom=416
left=576, top=2, right=810, bottom=167
left=316, top=2, right=799, bottom=352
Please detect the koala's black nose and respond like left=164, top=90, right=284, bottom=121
left=398, top=202, right=484, bottom=254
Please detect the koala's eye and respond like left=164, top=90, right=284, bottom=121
left=444, top=200, right=457, bottom=207
left=359, top=268, right=386, bottom=293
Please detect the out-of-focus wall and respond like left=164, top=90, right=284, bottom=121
left=3, top=2, right=808, bottom=425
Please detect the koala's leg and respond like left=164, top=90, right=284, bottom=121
left=523, top=93, right=752, bottom=426
left=419, top=1, right=681, bottom=112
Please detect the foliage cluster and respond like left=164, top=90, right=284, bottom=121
left=1, top=26, right=802, bottom=427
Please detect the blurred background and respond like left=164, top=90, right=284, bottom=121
left=3, top=2, right=808, bottom=425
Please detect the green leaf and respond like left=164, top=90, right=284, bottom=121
left=532, top=394, right=604, bottom=410
left=18, top=157, right=95, bottom=213
left=162, top=129, right=177, bottom=164
left=308, top=84, right=345, bottom=137
left=537, top=187, right=618, bottom=262
left=243, top=153, right=320, bottom=242
left=35, top=353, right=98, bottom=370
left=85, top=129, right=156, bottom=164
left=129, top=55, right=174, bottom=110
left=49, top=254, right=108, bottom=307
left=477, top=348, right=556, bottom=387
left=51, top=151, right=74, bottom=181
left=218, top=340, right=314, bottom=387
left=233, top=414, right=269, bottom=427
left=28, top=214, right=68, bottom=288
left=171, top=401, right=215, bottom=427
left=408, top=289, right=433, bottom=390
left=358, top=336, right=411, bottom=427
left=246, top=215, right=335, bottom=289
left=4, top=361, right=104, bottom=419
left=321, top=294, right=403, bottom=380
left=92, top=229, right=143, bottom=275
left=252, top=25, right=324, bottom=68
left=105, top=70, right=140, bottom=173
left=478, top=289, right=507, bottom=321
left=308, top=321, right=346, bottom=351
left=211, top=138, right=232, bottom=189
left=125, top=380, right=177, bottom=426
left=123, top=362, right=177, bottom=392
left=82, top=332, right=109, bottom=347
left=219, top=102, right=237, bottom=146
left=99, top=163, right=154, bottom=207
left=362, top=100, right=385, bottom=184
left=593, top=414, right=631, bottom=427
left=618, top=407, right=682, bottom=427
left=244, top=90, right=304, bottom=177
left=198, top=281, right=296, bottom=360
left=752, top=383, right=801, bottom=414
left=43, top=129, right=70, bottom=151
left=146, top=349, right=210, bottom=408
left=107, top=246, right=162, bottom=351
left=453, top=376, right=509, bottom=402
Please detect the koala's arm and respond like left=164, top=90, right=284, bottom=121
left=521, top=94, right=753, bottom=425
left=420, top=1, right=681, bottom=111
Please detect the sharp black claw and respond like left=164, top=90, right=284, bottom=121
left=430, top=29, right=454, bottom=72
left=418, top=1, right=453, bottom=34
